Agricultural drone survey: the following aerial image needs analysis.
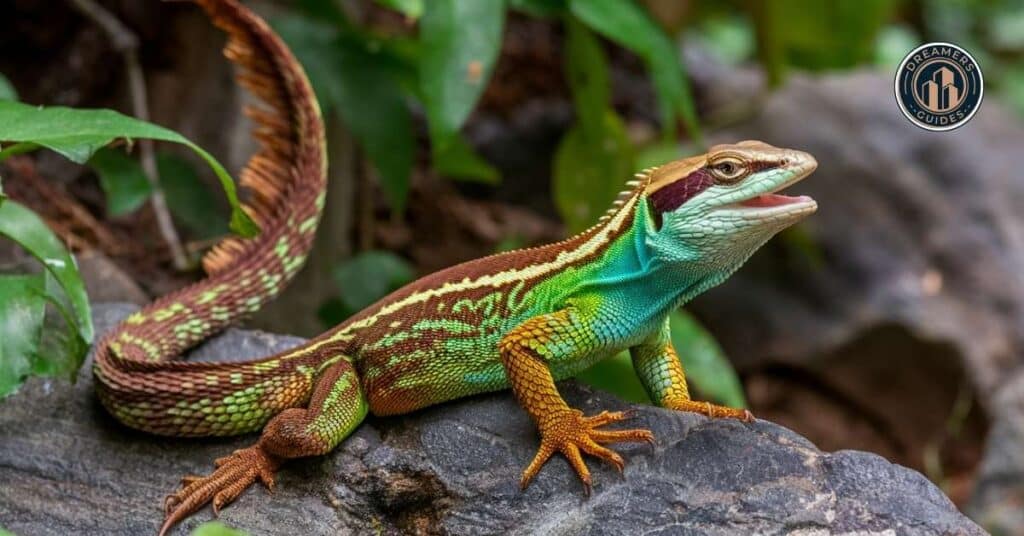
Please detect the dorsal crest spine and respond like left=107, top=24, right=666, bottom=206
left=597, top=167, right=655, bottom=224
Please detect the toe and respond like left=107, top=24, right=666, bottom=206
left=520, top=442, right=556, bottom=490
left=590, top=428, right=655, bottom=444
left=561, top=443, right=592, bottom=492
left=578, top=438, right=624, bottom=473
left=583, top=410, right=629, bottom=427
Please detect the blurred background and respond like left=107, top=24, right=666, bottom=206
left=1, top=0, right=1023, bottom=532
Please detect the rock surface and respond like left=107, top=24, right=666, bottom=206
left=0, top=303, right=984, bottom=535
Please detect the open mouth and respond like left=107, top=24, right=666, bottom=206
left=739, top=193, right=814, bottom=208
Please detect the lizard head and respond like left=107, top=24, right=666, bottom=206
left=642, top=140, right=818, bottom=268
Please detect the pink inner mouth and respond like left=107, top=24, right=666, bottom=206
left=739, top=193, right=811, bottom=208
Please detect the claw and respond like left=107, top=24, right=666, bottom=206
left=158, top=445, right=280, bottom=536
left=519, top=408, right=653, bottom=495
left=667, top=399, right=755, bottom=422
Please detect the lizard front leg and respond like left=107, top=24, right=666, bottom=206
left=631, top=317, right=753, bottom=421
left=499, top=308, right=654, bottom=493
left=160, top=357, right=368, bottom=536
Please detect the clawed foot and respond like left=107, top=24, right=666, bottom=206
left=520, top=409, right=654, bottom=494
left=159, top=446, right=280, bottom=536
left=665, top=398, right=755, bottom=422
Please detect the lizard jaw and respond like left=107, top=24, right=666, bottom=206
left=719, top=152, right=818, bottom=219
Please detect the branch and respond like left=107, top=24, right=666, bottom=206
left=69, top=0, right=190, bottom=270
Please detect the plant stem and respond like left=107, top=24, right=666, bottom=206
left=69, top=0, right=189, bottom=270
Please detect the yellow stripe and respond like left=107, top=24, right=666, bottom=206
left=304, top=194, right=640, bottom=353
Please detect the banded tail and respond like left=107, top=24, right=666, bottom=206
left=93, top=0, right=330, bottom=436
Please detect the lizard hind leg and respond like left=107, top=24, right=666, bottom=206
left=159, top=357, right=368, bottom=536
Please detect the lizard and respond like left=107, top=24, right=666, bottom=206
left=91, top=1, right=819, bottom=534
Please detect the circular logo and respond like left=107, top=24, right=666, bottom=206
left=894, top=42, right=983, bottom=131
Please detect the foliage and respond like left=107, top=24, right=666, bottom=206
left=85, top=147, right=228, bottom=238
left=569, top=0, right=702, bottom=142
left=276, top=2, right=502, bottom=216
left=552, top=19, right=634, bottom=234
left=274, top=15, right=417, bottom=213
left=191, top=521, right=248, bottom=536
left=0, top=74, right=16, bottom=102
left=0, top=78, right=238, bottom=397
left=320, top=251, right=416, bottom=326
left=668, top=310, right=746, bottom=408
left=916, top=0, right=1024, bottom=118
left=0, top=101, right=254, bottom=237
left=575, top=352, right=651, bottom=404
left=374, top=0, right=423, bottom=20
left=752, top=0, right=895, bottom=86
left=576, top=310, right=746, bottom=407
left=89, top=147, right=154, bottom=217
left=420, top=0, right=505, bottom=151
left=157, top=153, right=230, bottom=240
left=0, top=201, right=93, bottom=398
left=282, top=0, right=702, bottom=215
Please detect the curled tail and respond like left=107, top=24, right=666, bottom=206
left=93, top=0, right=330, bottom=437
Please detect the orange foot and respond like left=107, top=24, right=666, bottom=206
left=520, top=409, right=654, bottom=494
left=159, top=445, right=280, bottom=536
left=665, top=398, right=755, bottom=422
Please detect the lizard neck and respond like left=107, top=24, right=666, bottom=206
left=567, top=195, right=727, bottom=325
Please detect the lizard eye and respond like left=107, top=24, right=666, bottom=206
left=710, top=158, right=746, bottom=183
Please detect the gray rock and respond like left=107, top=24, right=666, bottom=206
left=968, top=369, right=1024, bottom=533
left=0, top=303, right=984, bottom=535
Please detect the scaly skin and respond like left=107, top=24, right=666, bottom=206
left=91, top=2, right=819, bottom=534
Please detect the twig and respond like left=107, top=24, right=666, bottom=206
left=357, top=155, right=374, bottom=251
left=69, top=0, right=190, bottom=270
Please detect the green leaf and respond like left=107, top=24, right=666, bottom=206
left=0, top=142, right=39, bottom=162
left=874, top=24, right=920, bottom=70
left=0, top=200, right=92, bottom=343
left=508, top=0, right=565, bottom=17
left=753, top=0, right=895, bottom=82
left=158, top=153, right=229, bottom=240
left=635, top=139, right=687, bottom=170
left=375, top=0, right=424, bottom=19
left=0, top=274, right=46, bottom=397
left=0, top=73, right=17, bottom=102
left=576, top=352, right=651, bottom=404
left=191, top=521, right=249, bottom=536
left=32, top=270, right=89, bottom=382
left=0, top=101, right=256, bottom=237
left=565, top=16, right=610, bottom=139
left=332, top=251, right=415, bottom=318
left=494, top=234, right=525, bottom=253
left=420, top=0, right=506, bottom=149
left=88, top=147, right=153, bottom=216
left=569, top=0, right=702, bottom=143
left=276, top=16, right=416, bottom=213
left=691, top=16, right=755, bottom=66
left=433, top=135, right=500, bottom=184
left=669, top=310, right=746, bottom=408
left=552, top=111, right=634, bottom=234
left=293, top=0, right=349, bottom=27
